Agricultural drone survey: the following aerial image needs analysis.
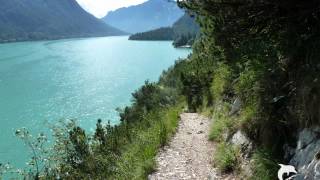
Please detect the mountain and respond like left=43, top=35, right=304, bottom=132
left=102, top=0, right=184, bottom=34
left=172, top=14, right=200, bottom=40
left=129, top=13, right=200, bottom=47
left=0, top=0, right=125, bottom=42
left=172, top=13, right=200, bottom=47
left=129, top=27, right=174, bottom=41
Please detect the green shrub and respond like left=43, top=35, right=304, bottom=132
left=210, top=63, right=232, bottom=102
left=238, top=102, right=259, bottom=133
left=234, top=59, right=264, bottom=106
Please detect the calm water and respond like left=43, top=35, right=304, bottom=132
left=0, top=36, right=190, bottom=168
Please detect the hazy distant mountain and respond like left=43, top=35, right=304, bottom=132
left=0, top=0, right=125, bottom=42
left=129, top=13, right=200, bottom=47
left=102, top=0, right=184, bottom=34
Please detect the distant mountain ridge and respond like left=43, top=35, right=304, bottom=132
left=129, top=14, right=200, bottom=47
left=102, top=0, right=184, bottom=34
left=0, top=0, right=125, bottom=42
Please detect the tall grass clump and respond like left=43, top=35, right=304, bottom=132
left=250, top=149, right=278, bottom=180
left=208, top=104, right=233, bottom=141
left=214, top=142, right=239, bottom=173
left=114, top=105, right=181, bottom=179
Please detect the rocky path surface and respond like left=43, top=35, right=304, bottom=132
left=149, top=113, right=231, bottom=180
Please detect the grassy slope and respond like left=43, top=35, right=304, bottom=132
left=113, top=103, right=183, bottom=179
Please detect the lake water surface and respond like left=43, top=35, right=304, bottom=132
left=0, top=36, right=190, bottom=168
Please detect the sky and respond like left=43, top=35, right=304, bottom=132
left=76, top=0, right=148, bottom=18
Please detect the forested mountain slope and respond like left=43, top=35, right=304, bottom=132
left=129, top=27, right=174, bottom=41
left=172, top=13, right=200, bottom=47
left=0, top=0, right=125, bottom=42
left=129, top=13, right=200, bottom=47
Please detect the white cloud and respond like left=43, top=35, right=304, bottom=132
left=76, top=0, right=148, bottom=18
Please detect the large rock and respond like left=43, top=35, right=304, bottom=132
left=229, top=130, right=253, bottom=177
left=229, top=97, right=242, bottom=116
left=230, top=130, right=253, bottom=158
left=288, top=128, right=320, bottom=179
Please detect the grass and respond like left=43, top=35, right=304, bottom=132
left=210, top=62, right=232, bottom=103
left=249, top=149, right=278, bottom=180
left=213, top=142, right=239, bottom=172
left=208, top=104, right=234, bottom=142
left=200, top=106, right=214, bottom=117
left=112, top=103, right=182, bottom=179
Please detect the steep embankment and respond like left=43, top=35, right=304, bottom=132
left=173, top=1, right=320, bottom=179
left=0, top=0, right=125, bottom=42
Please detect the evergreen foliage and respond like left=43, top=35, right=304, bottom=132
left=177, top=0, right=320, bottom=148
left=129, top=27, right=174, bottom=41
left=175, top=0, right=320, bottom=178
left=172, top=13, right=200, bottom=47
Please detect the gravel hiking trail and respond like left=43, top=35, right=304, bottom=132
left=149, top=113, right=234, bottom=180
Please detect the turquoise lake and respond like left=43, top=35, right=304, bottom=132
left=0, top=36, right=190, bottom=168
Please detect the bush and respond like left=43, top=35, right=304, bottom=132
left=234, top=59, right=264, bottom=105
left=210, top=63, right=232, bottom=103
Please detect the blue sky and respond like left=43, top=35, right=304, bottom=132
left=76, top=0, right=148, bottom=18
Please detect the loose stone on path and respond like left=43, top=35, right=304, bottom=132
left=149, top=113, right=220, bottom=180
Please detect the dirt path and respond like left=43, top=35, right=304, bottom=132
left=149, top=113, right=223, bottom=180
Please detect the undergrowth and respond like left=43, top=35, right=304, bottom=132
left=208, top=104, right=233, bottom=142
left=213, top=142, right=240, bottom=173
left=249, top=149, right=278, bottom=180
left=113, top=104, right=182, bottom=179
